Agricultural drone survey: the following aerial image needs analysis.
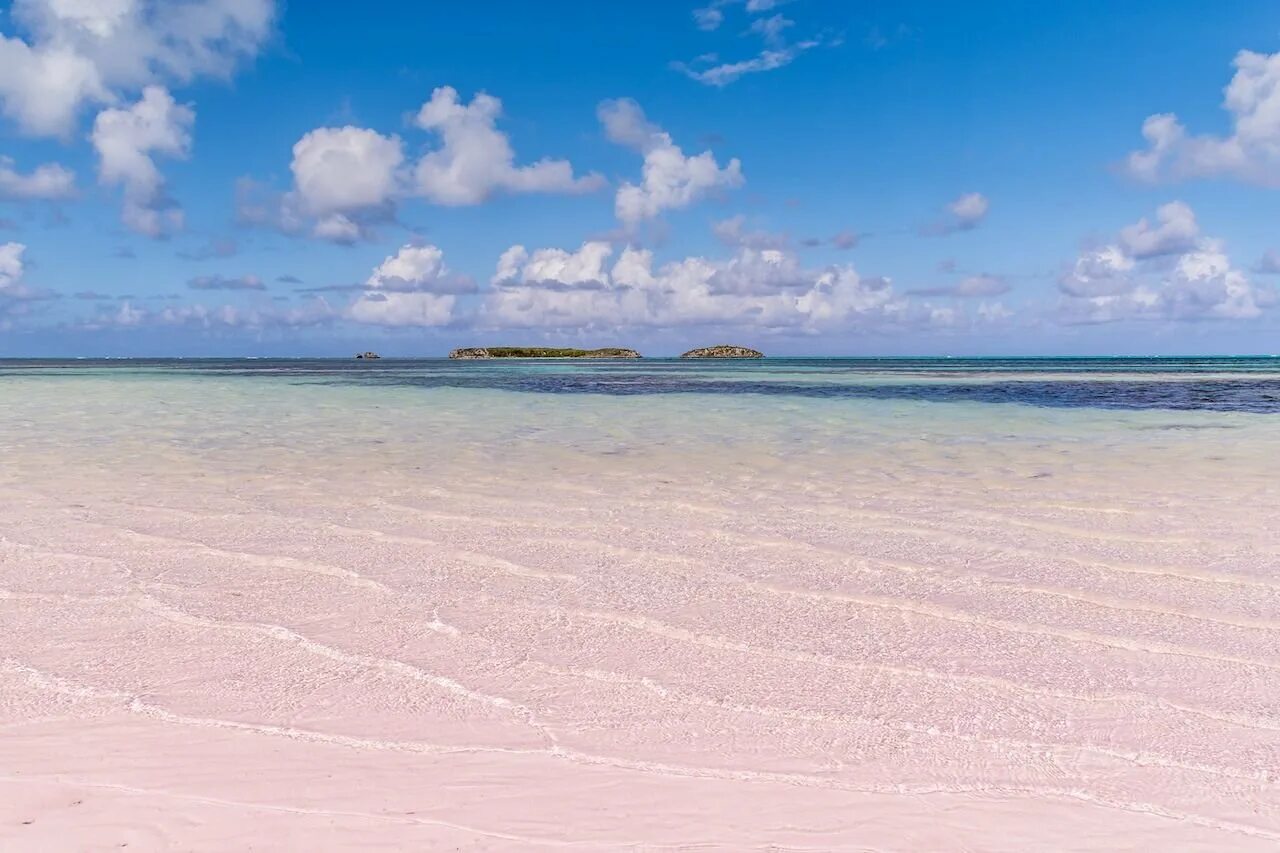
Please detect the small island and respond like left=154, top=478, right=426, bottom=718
left=354, top=351, right=381, bottom=359
left=680, top=345, right=764, bottom=359
left=449, top=347, right=641, bottom=359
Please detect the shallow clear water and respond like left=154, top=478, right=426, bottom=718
left=2, top=356, right=1279, bottom=848
left=3, top=358, right=1278, bottom=468
left=5, top=356, right=1280, bottom=412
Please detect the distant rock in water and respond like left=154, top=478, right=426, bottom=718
left=449, top=347, right=641, bottom=359
left=680, top=345, right=763, bottom=359
left=355, top=351, right=381, bottom=359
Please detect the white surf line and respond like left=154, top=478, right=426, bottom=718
left=474, top=529, right=1280, bottom=673
left=3, top=659, right=1278, bottom=842
left=315, top=523, right=580, bottom=583
left=0, top=588, right=130, bottom=604
left=74, top=496, right=580, bottom=536
left=0, top=658, right=546, bottom=759
left=59, top=484, right=1277, bottom=601
left=0, top=537, right=130, bottom=567
left=957, top=508, right=1262, bottom=549
left=446, top=495, right=1280, bottom=605
left=524, top=661, right=1272, bottom=783
left=53, top=499, right=582, bottom=583
left=107, top=528, right=392, bottom=593
left=865, top=559, right=1280, bottom=633
left=478, top=466, right=1249, bottom=550
left=700, top=518, right=1280, bottom=594
left=129, top=595, right=553, bottom=745
left=425, top=607, right=461, bottom=637
left=717, top=572, right=1280, bottom=673
left=114, top=500, right=1280, bottom=639
left=8, top=533, right=1274, bottom=737
left=777, top=479, right=1157, bottom=517
left=543, top=748, right=1280, bottom=843
left=1, top=660, right=135, bottom=702
left=23, top=513, right=1280, bottom=646
left=71, top=513, right=579, bottom=587
left=796, top=500, right=1221, bottom=547
left=377, top=502, right=585, bottom=530
left=60, top=499, right=1280, bottom=634
left=384, top=478, right=1268, bottom=565
left=358, top=586, right=1280, bottom=736
left=0, top=775, right=836, bottom=852
left=0, top=777, right=593, bottom=849
left=382, top=481, right=740, bottom=521
left=832, top=523, right=1280, bottom=592
left=12, top=512, right=1280, bottom=717
left=0, top=554, right=466, bottom=642
left=556, top=607, right=1280, bottom=734
left=530, top=533, right=1280, bottom=634
left=0, top=469, right=1253, bottom=533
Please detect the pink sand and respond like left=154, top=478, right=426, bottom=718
left=2, top=382, right=1278, bottom=850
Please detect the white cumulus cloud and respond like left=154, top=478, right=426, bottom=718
left=347, top=243, right=462, bottom=327
left=90, top=85, right=193, bottom=237
left=0, top=32, right=111, bottom=138
left=413, top=86, right=603, bottom=205
left=1058, top=245, right=1135, bottom=298
left=920, top=192, right=990, bottom=235
left=481, top=240, right=954, bottom=334
left=366, top=243, right=475, bottom=294
left=1057, top=201, right=1274, bottom=322
left=599, top=98, right=743, bottom=226
left=1125, top=49, right=1280, bottom=187
left=245, top=86, right=600, bottom=243
left=0, top=241, right=26, bottom=292
left=84, top=296, right=334, bottom=331
left=292, top=127, right=404, bottom=217
left=0, top=240, right=52, bottom=324
left=289, top=125, right=404, bottom=243
left=946, top=192, right=989, bottom=231
left=1117, top=200, right=1200, bottom=259
left=0, top=0, right=276, bottom=138
left=347, top=289, right=455, bottom=328
left=0, top=155, right=76, bottom=199
left=1, top=2, right=273, bottom=235
left=492, top=241, right=614, bottom=289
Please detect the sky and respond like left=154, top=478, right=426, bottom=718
left=1, top=0, right=1279, bottom=357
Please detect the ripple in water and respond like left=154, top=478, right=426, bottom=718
left=4, top=357, right=1280, bottom=413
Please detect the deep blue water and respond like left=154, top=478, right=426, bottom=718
left=3, top=357, right=1280, bottom=413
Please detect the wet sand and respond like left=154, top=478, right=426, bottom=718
left=1, top=369, right=1278, bottom=850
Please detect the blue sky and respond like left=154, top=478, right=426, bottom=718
left=1, top=0, right=1279, bottom=356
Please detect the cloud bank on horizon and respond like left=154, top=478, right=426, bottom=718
left=1, top=0, right=1278, bottom=353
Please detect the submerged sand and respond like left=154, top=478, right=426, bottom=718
left=1, top=370, right=1278, bottom=850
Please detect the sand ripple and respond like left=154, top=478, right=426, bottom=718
left=2, top=378, right=1279, bottom=850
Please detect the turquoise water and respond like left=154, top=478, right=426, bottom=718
left=4, top=357, right=1280, bottom=412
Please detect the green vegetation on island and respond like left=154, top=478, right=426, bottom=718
left=680, top=345, right=764, bottom=359
left=449, top=347, right=642, bottom=359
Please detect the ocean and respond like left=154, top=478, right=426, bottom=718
left=6, top=355, right=1280, bottom=411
